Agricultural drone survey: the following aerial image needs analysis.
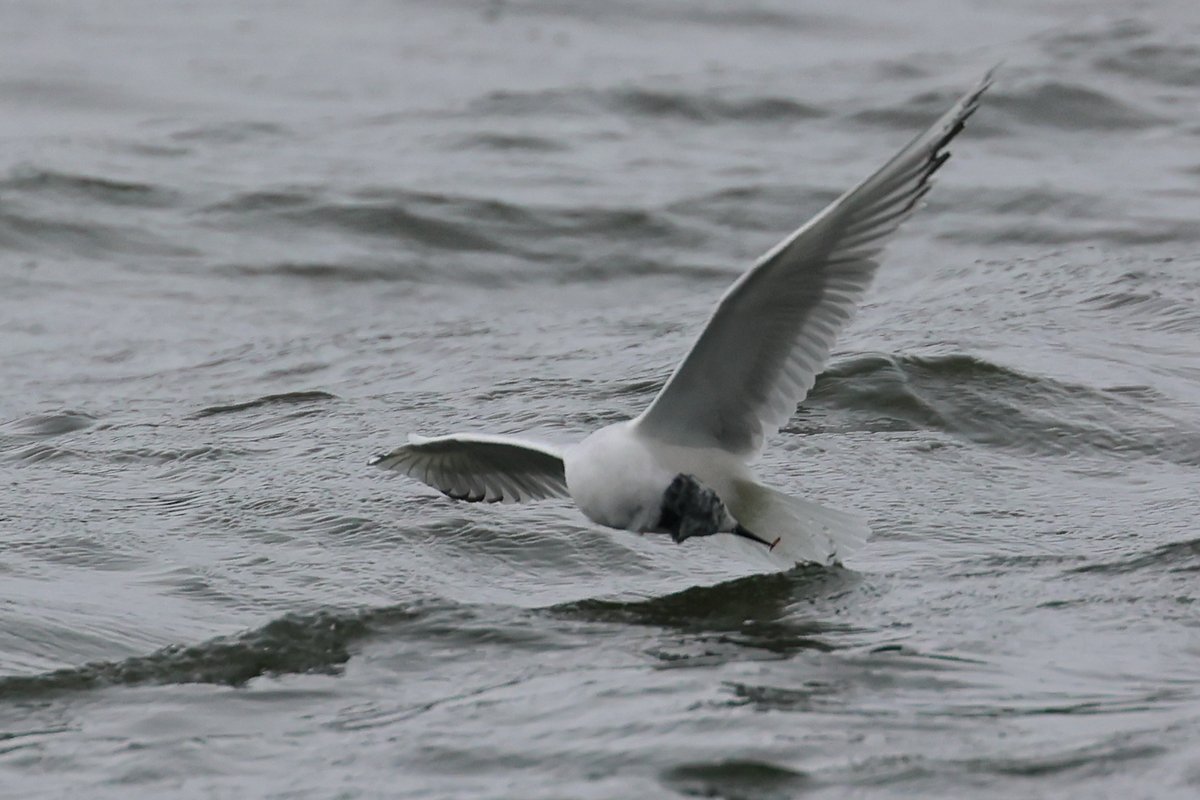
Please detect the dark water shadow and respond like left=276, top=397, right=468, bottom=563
left=661, top=758, right=812, bottom=800
left=0, top=607, right=419, bottom=701
left=193, top=390, right=337, bottom=418
left=1066, top=536, right=1200, bottom=575
left=547, top=566, right=861, bottom=660
left=0, top=568, right=863, bottom=701
left=797, top=352, right=1200, bottom=466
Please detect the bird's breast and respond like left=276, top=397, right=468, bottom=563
left=563, top=421, right=752, bottom=533
left=564, top=422, right=670, bottom=532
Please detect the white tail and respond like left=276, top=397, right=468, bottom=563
left=729, top=480, right=871, bottom=567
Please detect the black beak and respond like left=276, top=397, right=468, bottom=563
left=733, top=524, right=781, bottom=551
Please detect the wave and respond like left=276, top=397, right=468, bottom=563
left=851, top=85, right=997, bottom=131
left=1, top=411, right=95, bottom=438
left=837, top=734, right=1164, bottom=788
left=936, top=186, right=1114, bottom=219
left=1098, top=42, right=1200, bottom=88
left=667, top=185, right=838, bottom=234
left=103, top=445, right=254, bottom=465
left=1086, top=289, right=1200, bottom=332
left=662, top=760, right=810, bottom=798
left=939, top=218, right=1200, bottom=247
left=202, top=189, right=315, bottom=214
left=0, top=166, right=190, bottom=259
left=1067, top=537, right=1200, bottom=575
left=0, top=607, right=416, bottom=699
left=929, top=187, right=1200, bottom=246
left=0, top=167, right=177, bottom=208
left=2, top=443, right=79, bottom=463
left=0, top=207, right=194, bottom=259
left=450, top=132, right=569, bottom=152
left=201, top=186, right=703, bottom=277
left=800, top=353, right=1200, bottom=466
left=861, top=78, right=1163, bottom=134
left=1041, top=17, right=1200, bottom=90
left=552, top=567, right=853, bottom=642
left=989, top=80, right=1165, bottom=131
left=215, top=260, right=414, bottom=282
left=472, top=85, right=825, bottom=123
left=204, top=193, right=497, bottom=253
left=0, top=599, right=586, bottom=699
left=194, top=390, right=337, bottom=418
left=169, top=120, right=290, bottom=146
left=1083, top=269, right=1200, bottom=332
left=508, top=1, right=836, bottom=32
left=0, top=75, right=146, bottom=113
left=279, top=204, right=499, bottom=252
left=0, top=412, right=97, bottom=460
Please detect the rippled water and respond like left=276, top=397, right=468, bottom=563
left=3, top=1, right=1200, bottom=797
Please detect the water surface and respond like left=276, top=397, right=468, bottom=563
left=3, top=1, right=1200, bottom=797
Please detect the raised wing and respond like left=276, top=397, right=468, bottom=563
left=635, top=70, right=993, bottom=458
left=369, top=433, right=569, bottom=503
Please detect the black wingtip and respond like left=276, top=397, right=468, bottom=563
left=926, top=150, right=952, bottom=179
left=914, top=69, right=996, bottom=195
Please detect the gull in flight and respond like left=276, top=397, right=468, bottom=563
left=371, top=72, right=993, bottom=566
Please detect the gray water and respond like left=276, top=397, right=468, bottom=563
left=3, top=1, right=1200, bottom=797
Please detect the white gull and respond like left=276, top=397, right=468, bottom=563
left=371, top=71, right=993, bottom=567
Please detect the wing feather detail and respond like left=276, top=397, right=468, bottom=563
left=369, top=433, right=569, bottom=503
left=635, top=70, right=994, bottom=457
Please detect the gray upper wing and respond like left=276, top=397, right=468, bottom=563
left=634, top=71, right=993, bottom=458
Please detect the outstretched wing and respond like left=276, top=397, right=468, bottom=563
left=369, top=433, right=569, bottom=503
left=635, top=70, right=994, bottom=459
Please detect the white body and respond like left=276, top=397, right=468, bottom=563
left=564, top=421, right=751, bottom=532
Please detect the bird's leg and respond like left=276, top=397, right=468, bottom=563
left=657, top=474, right=780, bottom=550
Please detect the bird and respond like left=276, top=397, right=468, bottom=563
left=370, top=71, right=993, bottom=567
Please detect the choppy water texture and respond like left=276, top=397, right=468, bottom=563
left=3, top=1, right=1200, bottom=797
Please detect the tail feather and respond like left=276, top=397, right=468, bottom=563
left=730, top=480, right=870, bottom=567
